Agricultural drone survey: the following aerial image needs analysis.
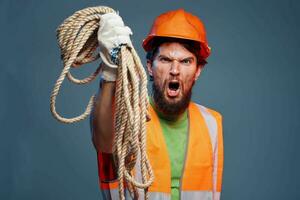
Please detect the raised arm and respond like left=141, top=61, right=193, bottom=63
left=91, top=81, right=116, bottom=153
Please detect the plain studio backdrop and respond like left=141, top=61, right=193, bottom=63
left=0, top=0, right=299, bottom=199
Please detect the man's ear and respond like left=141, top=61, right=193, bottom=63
left=147, top=59, right=153, bottom=77
left=194, top=65, right=202, bottom=81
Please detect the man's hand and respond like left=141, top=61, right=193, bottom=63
left=97, top=12, right=132, bottom=81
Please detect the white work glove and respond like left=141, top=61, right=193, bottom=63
left=98, top=12, right=133, bottom=81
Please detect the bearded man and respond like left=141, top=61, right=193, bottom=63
left=91, top=9, right=224, bottom=200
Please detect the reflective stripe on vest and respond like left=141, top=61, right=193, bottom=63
left=97, top=102, right=223, bottom=200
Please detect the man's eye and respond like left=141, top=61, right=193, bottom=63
left=160, top=57, right=171, bottom=62
left=181, top=59, right=192, bottom=64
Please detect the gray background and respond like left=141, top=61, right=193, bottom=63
left=1, top=0, right=299, bottom=199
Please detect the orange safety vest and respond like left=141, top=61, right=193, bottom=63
left=97, top=102, right=224, bottom=200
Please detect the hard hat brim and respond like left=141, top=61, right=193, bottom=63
left=142, top=35, right=211, bottom=59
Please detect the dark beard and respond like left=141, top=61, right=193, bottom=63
left=152, top=81, right=192, bottom=116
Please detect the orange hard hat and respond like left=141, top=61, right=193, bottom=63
left=142, top=9, right=211, bottom=59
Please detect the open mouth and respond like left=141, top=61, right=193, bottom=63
left=167, top=81, right=180, bottom=97
left=169, top=82, right=180, bottom=91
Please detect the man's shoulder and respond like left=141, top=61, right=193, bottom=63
left=191, top=102, right=222, bottom=121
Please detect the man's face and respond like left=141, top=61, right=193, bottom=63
left=147, top=42, right=202, bottom=116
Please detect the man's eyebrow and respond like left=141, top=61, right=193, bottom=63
left=157, top=55, right=195, bottom=60
left=157, top=55, right=172, bottom=60
left=180, top=57, right=195, bottom=61
left=157, top=54, right=170, bottom=58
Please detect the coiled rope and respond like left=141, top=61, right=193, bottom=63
left=50, top=6, right=154, bottom=200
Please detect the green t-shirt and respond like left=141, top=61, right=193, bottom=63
left=150, top=99, right=188, bottom=200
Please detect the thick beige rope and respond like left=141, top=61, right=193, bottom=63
left=50, top=6, right=154, bottom=200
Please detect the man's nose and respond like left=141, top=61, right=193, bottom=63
left=170, top=60, right=180, bottom=76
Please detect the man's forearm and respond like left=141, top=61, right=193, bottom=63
left=92, top=81, right=116, bottom=153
